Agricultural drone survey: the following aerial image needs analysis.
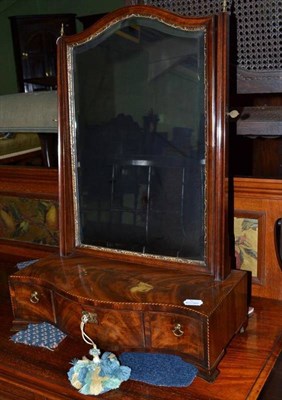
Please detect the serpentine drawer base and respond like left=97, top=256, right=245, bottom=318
left=9, top=254, right=248, bottom=382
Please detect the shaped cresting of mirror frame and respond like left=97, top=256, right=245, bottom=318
left=58, top=5, right=231, bottom=280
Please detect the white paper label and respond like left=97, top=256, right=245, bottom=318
left=183, top=299, right=203, bottom=306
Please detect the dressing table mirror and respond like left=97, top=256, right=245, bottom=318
left=9, top=6, right=248, bottom=381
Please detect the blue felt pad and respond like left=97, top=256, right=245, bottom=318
left=119, top=352, right=198, bottom=387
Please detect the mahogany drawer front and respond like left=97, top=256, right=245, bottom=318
left=10, top=282, right=55, bottom=323
left=148, top=312, right=205, bottom=361
left=53, top=293, right=145, bottom=349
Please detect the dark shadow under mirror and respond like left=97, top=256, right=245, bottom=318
left=71, top=16, right=206, bottom=263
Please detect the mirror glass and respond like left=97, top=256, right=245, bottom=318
left=71, top=17, right=206, bottom=262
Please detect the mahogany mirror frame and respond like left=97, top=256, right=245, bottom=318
left=57, top=5, right=230, bottom=280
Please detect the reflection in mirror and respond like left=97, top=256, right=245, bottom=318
left=71, top=17, right=206, bottom=262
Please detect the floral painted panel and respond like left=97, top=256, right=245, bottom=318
left=234, top=217, right=258, bottom=277
left=0, top=195, right=59, bottom=246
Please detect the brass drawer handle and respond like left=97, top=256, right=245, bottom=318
left=82, top=310, right=98, bottom=324
left=172, top=323, right=184, bottom=337
left=30, top=291, right=40, bottom=304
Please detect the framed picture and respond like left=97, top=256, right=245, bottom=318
left=234, top=210, right=265, bottom=284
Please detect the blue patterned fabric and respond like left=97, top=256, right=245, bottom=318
left=16, top=259, right=38, bottom=270
left=10, top=322, right=66, bottom=350
left=119, top=352, right=198, bottom=387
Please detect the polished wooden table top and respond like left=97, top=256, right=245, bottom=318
left=0, top=261, right=281, bottom=400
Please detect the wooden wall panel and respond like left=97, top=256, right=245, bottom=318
left=234, top=177, right=282, bottom=300
left=0, top=166, right=58, bottom=198
left=0, top=167, right=58, bottom=259
left=0, top=167, right=280, bottom=300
